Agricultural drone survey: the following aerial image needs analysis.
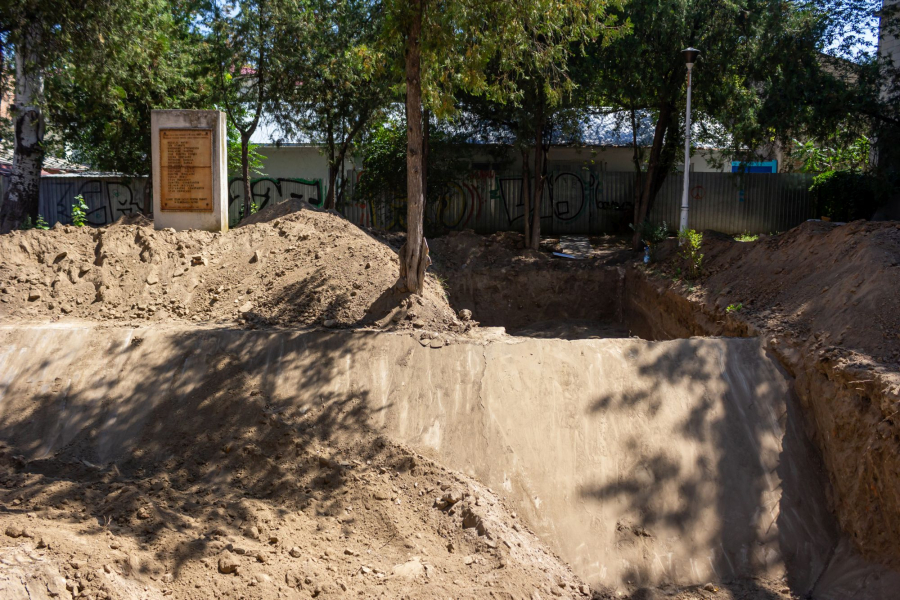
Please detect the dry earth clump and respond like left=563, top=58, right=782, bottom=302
left=0, top=206, right=461, bottom=333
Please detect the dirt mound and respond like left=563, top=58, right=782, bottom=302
left=687, top=220, right=900, bottom=366
left=0, top=210, right=462, bottom=332
left=0, top=360, right=591, bottom=600
left=237, top=197, right=321, bottom=227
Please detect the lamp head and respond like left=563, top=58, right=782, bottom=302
left=682, top=47, right=700, bottom=67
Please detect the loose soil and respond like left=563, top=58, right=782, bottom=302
left=2, top=205, right=898, bottom=599
left=0, top=364, right=590, bottom=600
left=0, top=204, right=461, bottom=333
left=672, top=220, right=900, bottom=366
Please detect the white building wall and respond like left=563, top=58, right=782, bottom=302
left=249, top=144, right=727, bottom=187
left=231, top=145, right=361, bottom=184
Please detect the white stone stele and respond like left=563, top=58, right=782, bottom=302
left=151, top=110, right=228, bottom=232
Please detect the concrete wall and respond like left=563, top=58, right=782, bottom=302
left=240, top=145, right=361, bottom=183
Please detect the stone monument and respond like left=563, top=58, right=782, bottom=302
left=151, top=110, right=228, bottom=231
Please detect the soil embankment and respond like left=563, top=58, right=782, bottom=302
left=2, top=208, right=900, bottom=599
left=628, top=220, right=900, bottom=575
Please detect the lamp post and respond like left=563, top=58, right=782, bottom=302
left=679, top=47, right=700, bottom=233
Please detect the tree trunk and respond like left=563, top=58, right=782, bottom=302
left=399, top=0, right=430, bottom=294
left=325, top=126, right=337, bottom=210
left=422, top=108, right=430, bottom=203
left=631, top=103, right=673, bottom=250
left=630, top=107, right=644, bottom=213
left=529, top=112, right=545, bottom=250
left=241, top=132, right=252, bottom=218
left=521, top=147, right=531, bottom=244
left=326, top=161, right=339, bottom=210
left=0, top=28, right=45, bottom=233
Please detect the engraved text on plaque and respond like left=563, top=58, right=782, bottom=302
left=159, top=129, right=213, bottom=212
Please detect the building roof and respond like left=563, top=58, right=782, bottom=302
left=0, top=145, right=124, bottom=178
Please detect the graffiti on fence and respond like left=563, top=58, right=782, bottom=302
left=343, top=170, right=633, bottom=232
left=228, top=177, right=323, bottom=215
left=41, top=178, right=146, bottom=226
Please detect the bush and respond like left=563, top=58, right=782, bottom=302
left=678, top=228, right=703, bottom=280
left=20, top=215, right=50, bottom=231
left=71, top=195, right=89, bottom=227
left=810, top=170, right=886, bottom=222
left=631, top=220, right=669, bottom=245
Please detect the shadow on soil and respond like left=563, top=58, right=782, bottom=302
left=580, top=338, right=841, bottom=599
left=0, top=328, right=399, bottom=580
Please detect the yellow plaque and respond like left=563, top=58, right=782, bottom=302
left=159, top=129, right=214, bottom=212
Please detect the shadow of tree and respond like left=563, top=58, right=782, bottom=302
left=0, top=326, right=397, bottom=582
left=579, top=338, right=802, bottom=598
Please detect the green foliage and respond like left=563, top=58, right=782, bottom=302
left=677, top=228, right=703, bottom=280
left=272, top=0, right=390, bottom=207
left=734, top=232, right=759, bottom=242
left=353, top=120, right=466, bottom=206
left=631, top=220, right=669, bottom=246
left=226, top=119, right=266, bottom=177
left=809, top=170, right=886, bottom=222
left=726, top=303, right=743, bottom=313
left=41, top=0, right=213, bottom=176
left=71, top=195, right=88, bottom=227
left=791, top=135, right=871, bottom=173
left=587, top=0, right=862, bottom=224
left=19, top=215, right=48, bottom=230
left=379, top=0, right=624, bottom=120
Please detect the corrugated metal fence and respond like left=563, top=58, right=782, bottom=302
left=38, top=176, right=148, bottom=226
left=6, top=169, right=814, bottom=235
left=340, top=169, right=815, bottom=235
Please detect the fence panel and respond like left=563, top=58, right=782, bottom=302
left=37, top=176, right=147, bottom=226
left=647, top=172, right=814, bottom=234
left=13, top=170, right=814, bottom=235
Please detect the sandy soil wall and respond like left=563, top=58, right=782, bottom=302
left=625, top=266, right=900, bottom=576
left=0, top=325, right=897, bottom=597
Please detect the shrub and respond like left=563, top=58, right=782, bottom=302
left=20, top=215, right=50, bottom=231
left=810, top=170, right=885, bottom=222
left=71, top=195, right=89, bottom=227
left=631, top=220, right=669, bottom=246
left=678, top=228, right=703, bottom=280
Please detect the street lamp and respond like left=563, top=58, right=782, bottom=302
left=679, top=47, right=700, bottom=233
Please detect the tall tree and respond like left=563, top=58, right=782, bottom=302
left=44, top=0, right=211, bottom=213
left=590, top=0, right=864, bottom=249
left=380, top=0, right=621, bottom=292
left=0, top=0, right=186, bottom=232
left=273, top=0, right=392, bottom=210
left=206, top=0, right=290, bottom=219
